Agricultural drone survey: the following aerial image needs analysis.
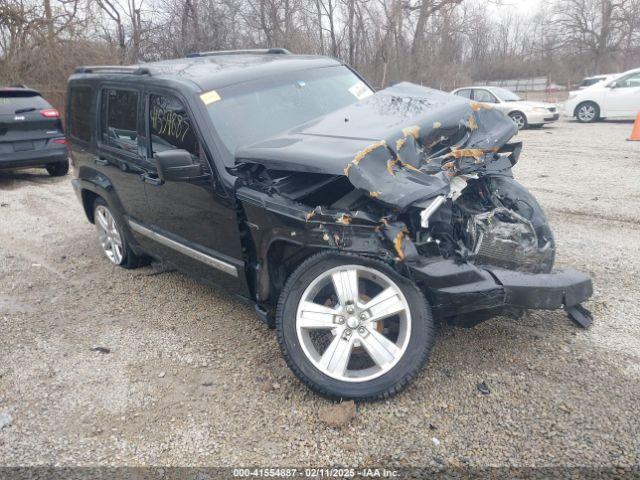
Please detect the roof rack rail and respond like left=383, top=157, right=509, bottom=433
left=186, top=48, right=292, bottom=58
left=74, top=65, right=151, bottom=75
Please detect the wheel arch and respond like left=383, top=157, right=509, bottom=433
left=76, top=174, right=124, bottom=225
left=261, top=238, right=322, bottom=307
left=81, top=189, right=100, bottom=223
left=258, top=235, right=394, bottom=311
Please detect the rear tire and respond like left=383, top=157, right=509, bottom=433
left=276, top=252, right=434, bottom=400
left=93, top=197, right=148, bottom=269
left=45, top=161, right=69, bottom=177
left=575, top=101, right=600, bottom=123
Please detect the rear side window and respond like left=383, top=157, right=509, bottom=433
left=0, top=91, right=50, bottom=115
left=68, top=86, right=93, bottom=142
left=101, top=88, right=139, bottom=154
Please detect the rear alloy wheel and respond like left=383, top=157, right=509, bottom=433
left=94, top=202, right=125, bottom=265
left=576, top=102, right=600, bottom=123
left=509, top=111, right=528, bottom=130
left=45, top=161, right=69, bottom=177
left=92, top=197, right=148, bottom=269
left=276, top=252, right=433, bottom=400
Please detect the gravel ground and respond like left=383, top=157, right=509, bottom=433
left=0, top=118, right=639, bottom=469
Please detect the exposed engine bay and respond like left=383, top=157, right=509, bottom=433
left=233, top=82, right=592, bottom=327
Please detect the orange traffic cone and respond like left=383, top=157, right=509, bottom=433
left=629, top=112, right=640, bottom=141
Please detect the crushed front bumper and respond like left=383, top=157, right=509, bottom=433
left=410, top=259, right=593, bottom=326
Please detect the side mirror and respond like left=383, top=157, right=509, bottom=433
left=154, top=149, right=200, bottom=181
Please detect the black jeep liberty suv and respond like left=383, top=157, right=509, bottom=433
left=67, top=49, right=593, bottom=400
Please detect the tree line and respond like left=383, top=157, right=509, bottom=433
left=1, top=0, right=639, bottom=107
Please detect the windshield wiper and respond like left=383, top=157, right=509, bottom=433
left=14, top=107, right=37, bottom=114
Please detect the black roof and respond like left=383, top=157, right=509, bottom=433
left=72, top=52, right=342, bottom=92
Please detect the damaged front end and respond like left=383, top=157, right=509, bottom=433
left=233, top=82, right=593, bottom=328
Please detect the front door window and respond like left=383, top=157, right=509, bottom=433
left=149, top=94, right=211, bottom=175
left=473, top=89, right=498, bottom=104
left=613, top=72, right=640, bottom=89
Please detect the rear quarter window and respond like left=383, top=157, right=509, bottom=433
left=68, top=85, right=93, bottom=142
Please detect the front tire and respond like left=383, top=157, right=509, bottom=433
left=509, top=111, right=528, bottom=130
left=45, top=161, right=69, bottom=177
left=276, top=252, right=434, bottom=400
left=575, top=101, right=600, bottom=123
left=93, top=197, right=148, bottom=269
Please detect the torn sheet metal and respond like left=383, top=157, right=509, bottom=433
left=235, top=82, right=518, bottom=210
left=380, top=220, right=419, bottom=261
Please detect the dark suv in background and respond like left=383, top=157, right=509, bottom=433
left=67, top=50, right=592, bottom=400
left=0, top=86, right=69, bottom=176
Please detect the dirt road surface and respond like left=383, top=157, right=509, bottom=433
left=1, top=119, right=639, bottom=468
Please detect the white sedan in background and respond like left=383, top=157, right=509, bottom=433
left=451, top=86, right=560, bottom=130
left=564, top=67, right=640, bottom=123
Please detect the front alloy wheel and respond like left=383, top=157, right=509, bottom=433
left=576, top=102, right=599, bottom=123
left=509, top=111, right=527, bottom=130
left=276, top=253, right=433, bottom=399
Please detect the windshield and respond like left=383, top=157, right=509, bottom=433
left=491, top=87, right=521, bottom=102
left=205, top=66, right=373, bottom=154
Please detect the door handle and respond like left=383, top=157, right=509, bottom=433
left=141, top=172, right=163, bottom=186
left=95, top=157, right=109, bottom=166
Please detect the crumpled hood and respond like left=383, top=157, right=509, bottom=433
left=236, top=82, right=518, bottom=209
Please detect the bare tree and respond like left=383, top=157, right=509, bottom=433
left=2, top=0, right=640, bottom=109
left=553, top=0, right=629, bottom=72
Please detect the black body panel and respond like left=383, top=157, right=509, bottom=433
left=66, top=54, right=593, bottom=330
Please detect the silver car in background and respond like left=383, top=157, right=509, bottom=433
left=451, top=86, right=560, bottom=130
